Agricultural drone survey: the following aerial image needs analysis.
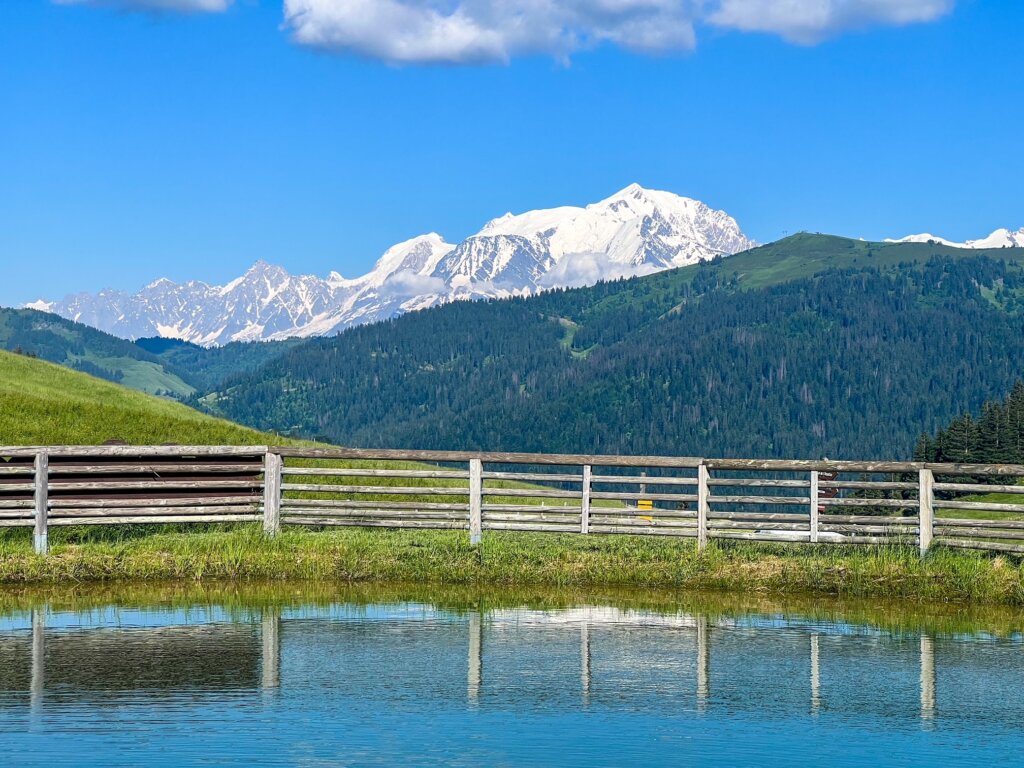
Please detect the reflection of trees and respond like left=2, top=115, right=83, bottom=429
left=0, top=620, right=261, bottom=701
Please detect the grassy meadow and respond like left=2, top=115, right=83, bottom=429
left=4, top=347, right=1024, bottom=606
left=0, top=525, right=1023, bottom=605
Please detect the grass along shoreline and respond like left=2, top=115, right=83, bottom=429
left=1, top=526, right=1024, bottom=606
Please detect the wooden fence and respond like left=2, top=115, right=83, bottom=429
left=6, top=445, right=1024, bottom=557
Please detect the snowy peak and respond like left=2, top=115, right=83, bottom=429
left=29, top=184, right=756, bottom=346
left=887, top=228, right=1024, bottom=249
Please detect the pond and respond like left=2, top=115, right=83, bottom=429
left=0, top=583, right=1022, bottom=766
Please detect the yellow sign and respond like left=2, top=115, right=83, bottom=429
left=637, top=499, right=653, bottom=510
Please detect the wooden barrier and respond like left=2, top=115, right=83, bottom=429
left=7, top=445, right=1024, bottom=556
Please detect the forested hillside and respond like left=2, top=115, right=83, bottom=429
left=137, top=336, right=301, bottom=393
left=0, top=309, right=295, bottom=398
left=201, top=235, right=1024, bottom=460
left=0, top=308, right=195, bottom=396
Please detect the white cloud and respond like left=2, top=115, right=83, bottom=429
left=57, top=0, right=956, bottom=61
left=706, top=0, right=954, bottom=44
left=55, top=0, right=232, bottom=11
left=538, top=252, right=660, bottom=290
left=282, top=0, right=699, bottom=64
left=379, top=269, right=448, bottom=299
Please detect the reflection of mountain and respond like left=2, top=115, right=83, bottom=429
left=3, top=600, right=1024, bottom=731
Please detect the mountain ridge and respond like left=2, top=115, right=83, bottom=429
left=28, top=184, right=755, bottom=346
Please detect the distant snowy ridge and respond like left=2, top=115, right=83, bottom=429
left=886, top=228, right=1024, bottom=249
left=27, top=184, right=756, bottom=346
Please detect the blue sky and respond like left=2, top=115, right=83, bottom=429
left=1, top=0, right=1022, bottom=306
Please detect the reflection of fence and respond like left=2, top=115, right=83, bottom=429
left=8, top=445, right=1024, bottom=557
left=13, top=604, right=940, bottom=723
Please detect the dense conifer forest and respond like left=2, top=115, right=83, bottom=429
left=915, top=382, right=1024, bottom=464
left=201, top=247, right=1024, bottom=460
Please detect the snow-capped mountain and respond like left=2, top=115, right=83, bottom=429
left=27, top=184, right=756, bottom=346
left=886, top=228, right=1024, bottom=249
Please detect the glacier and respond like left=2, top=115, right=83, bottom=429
left=27, top=184, right=757, bottom=346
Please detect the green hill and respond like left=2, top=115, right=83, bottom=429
left=0, top=349, right=274, bottom=446
left=200, top=235, right=1024, bottom=460
left=0, top=308, right=195, bottom=397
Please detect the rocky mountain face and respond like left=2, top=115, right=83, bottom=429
left=27, top=184, right=756, bottom=346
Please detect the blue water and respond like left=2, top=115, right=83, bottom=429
left=0, top=588, right=1022, bottom=766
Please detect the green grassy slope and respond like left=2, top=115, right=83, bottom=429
left=0, top=309, right=195, bottom=397
left=0, top=349, right=273, bottom=445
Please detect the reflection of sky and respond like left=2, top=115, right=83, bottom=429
left=2, top=599, right=1024, bottom=766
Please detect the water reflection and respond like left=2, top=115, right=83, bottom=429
left=1, top=584, right=1023, bottom=766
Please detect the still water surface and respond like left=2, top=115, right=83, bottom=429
left=0, top=583, right=1022, bottom=766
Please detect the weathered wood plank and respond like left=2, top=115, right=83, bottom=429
left=481, top=471, right=581, bottom=482
left=819, top=524, right=920, bottom=535
left=708, top=478, right=811, bottom=489
left=821, top=480, right=918, bottom=491
left=708, top=520, right=810, bottom=531
left=48, top=514, right=261, bottom=525
left=281, top=483, right=470, bottom=496
left=587, top=516, right=697, bottom=528
left=591, top=508, right=696, bottom=519
left=281, top=498, right=467, bottom=511
left=483, top=522, right=581, bottom=533
left=50, top=505, right=259, bottom=518
left=936, top=538, right=1024, bottom=554
left=44, top=479, right=262, bottom=492
left=588, top=526, right=698, bottom=538
left=46, top=463, right=263, bottom=475
left=820, top=514, right=916, bottom=524
left=482, top=513, right=581, bottom=524
left=939, top=499, right=1024, bottom=513
left=277, top=517, right=466, bottom=530
left=819, top=497, right=918, bottom=508
left=274, top=446, right=704, bottom=468
left=589, top=490, right=699, bottom=502
left=480, top=487, right=582, bottom=499
left=709, top=495, right=811, bottom=505
left=590, top=474, right=697, bottom=486
left=284, top=512, right=468, bottom=524
left=49, top=495, right=262, bottom=509
left=934, top=482, right=1024, bottom=494
left=0, top=445, right=268, bottom=458
left=481, top=504, right=581, bottom=513
left=932, top=527, right=1024, bottom=541
left=282, top=467, right=469, bottom=479
left=935, top=517, right=1024, bottom=530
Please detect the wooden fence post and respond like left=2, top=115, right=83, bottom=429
left=809, top=470, right=819, bottom=544
left=469, top=458, right=482, bottom=545
left=697, top=462, right=709, bottom=552
left=919, top=468, right=934, bottom=556
left=33, top=450, right=48, bottom=556
left=263, top=451, right=282, bottom=536
left=581, top=464, right=592, bottom=534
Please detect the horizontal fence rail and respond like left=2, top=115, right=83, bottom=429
left=7, top=446, right=1024, bottom=556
